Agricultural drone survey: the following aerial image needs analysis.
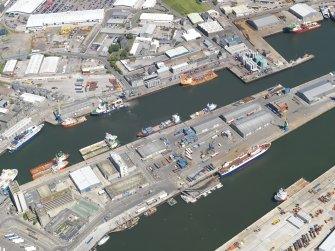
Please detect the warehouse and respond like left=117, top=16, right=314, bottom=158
left=25, top=54, right=44, bottom=75
left=187, top=13, right=204, bottom=24
left=70, top=166, right=101, bottom=193
left=232, top=5, right=253, bottom=17
left=220, top=6, right=232, bottom=15
left=20, top=93, right=46, bottom=103
left=171, top=62, right=190, bottom=74
left=1, top=117, right=32, bottom=139
left=97, top=159, right=119, bottom=181
left=231, top=110, right=273, bottom=138
left=39, top=56, right=60, bottom=74
left=142, top=0, right=156, bottom=9
left=140, top=13, right=174, bottom=24
left=182, top=28, right=201, bottom=41
left=197, top=21, right=224, bottom=36
left=113, top=0, right=140, bottom=8
left=191, top=117, right=225, bottom=135
left=296, top=80, right=334, bottom=104
left=165, top=46, right=189, bottom=58
left=136, top=140, right=166, bottom=160
left=6, top=0, right=46, bottom=15
left=2, top=59, right=17, bottom=75
left=247, top=15, right=280, bottom=30
left=221, top=103, right=262, bottom=123
left=111, top=11, right=130, bottom=19
left=318, top=229, right=335, bottom=251
left=289, top=4, right=317, bottom=20
left=110, top=152, right=129, bottom=177
left=140, top=24, right=156, bottom=38
left=26, top=9, right=105, bottom=30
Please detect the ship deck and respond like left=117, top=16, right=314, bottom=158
left=79, top=140, right=107, bottom=156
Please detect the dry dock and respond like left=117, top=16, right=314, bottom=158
left=216, top=165, right=335, bottom=251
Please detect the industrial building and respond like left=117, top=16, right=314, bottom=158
left=140, top=24, right=156, bottom=38
left=136, top=140, right=166, bottom=160
left=26, top=9, right=105, bottom=30
left=20, top=93, right=46, bottom=103
left=182, top=28, right=201, bottom=41
left=97, top=159, right=119, bottom=181
left=2, top=59, right=17, bottom=75
left=220, top=36, right=242, bottom=48
left=318, top=229, right=335, bottom=251
left=111, top=11, right=130, bottom=19
left=221, top=103, right=262, bottom=123
left=289, top=4, right=318, bottom=20
left=105, top=172, right=147, bottom=200
left=171, top=62, right=191, bottom=74
left=40, top=188, right=74, bottom=215
left=232, top=5, right=253, bottom=17
left=230, top=110, right=273, bottom=138
left=2, top=117, right=32, bottom=139
left=247, top=15, right=280, bottom=30
left=197, top=21, right=224, bottom=36
left=70, top=166, right=101, bottom=193
left=25, top=54, right=44, bottom=75
left=142, top=0, right=156, bottom=9
left=191, top=117, right=225, bottom=135
left=165, top=46, right=189, bottom=59
left=140, top=13, right=173, bottom=24
left=220, top=6, right=232, bottom=15
left=187, top=13, right=204, bottom=24
left=110, top=152, right=130, bottom=177
left=39, top=56, right=60, bottom=74
left=9, top=181, right=28, bottom=213
left=6, top=0, right=46, bottom=15
left=296, top=80, right=334, bottom=104
left=113, top=0, right=141, bottom=8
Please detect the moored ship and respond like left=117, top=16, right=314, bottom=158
left=320, top=6, right=330, bottom=19
left=285, top=22, right=321, bottom=33
left=274, top=188, right=288, bottom=202
left=61, top=116, right=87, bottom=127
left=0, top=169, right=18, bottom=190
left=137, top=114, right=181, bottom=137
left=329, top=6, right=335, bottom=20
left=91, top=98, right=127, bottom=116
left=29, top=151, right=70, bottom=179
left=180, top=70, right=218, bottom=86
left=98, top=235, right=110, bottom=246
left=7, top=124, right=44, bottom=153
left=190, top=103, right=217, bottom=119
left=218, top=143, right=271, bottom=178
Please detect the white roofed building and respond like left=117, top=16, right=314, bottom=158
left=20, top=93, right=46, bottom=103
left=182, top=29, right=201, bottom=41
left=289, top=3, right=318, bottom=20
left=232, top=5, right=253, bottom=17
left=142, top=0, right=156, bottom=9
left=25, top=54, right=44, bottom=75
left=197, top=21, right=224, bottom=36
left=113, top=0, right=142, bottom=8
left=6, top=0, right=46, bottom=15
left=140, top=13, right=173, bottom=24
left=165, top=46, right=189, bottom=58
left=3, top=60, right=17, bottom=75
left=26, top=9, right=104, bottom=30
left=39, top=57, right=60, bottom=74
left=70, top=166, right=101, bottom=193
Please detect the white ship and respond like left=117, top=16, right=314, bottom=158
left=190, top=103, right=218, bottom=119
left=0, top=169, right=18, bottom=190
left=98, top=235, right=110, bottom=246
left=274, top=188, right=288, bottom=202
left=105, top=133, right=119, bottom=148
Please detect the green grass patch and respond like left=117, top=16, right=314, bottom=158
left=163, top=0, right=208, bottom=15
left=0, top=64, right=4, bottom=74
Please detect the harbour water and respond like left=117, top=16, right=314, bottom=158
left=0, top=21, right=334, bottom=251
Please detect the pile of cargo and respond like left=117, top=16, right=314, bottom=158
left=85, top=81, right=98, bottom=92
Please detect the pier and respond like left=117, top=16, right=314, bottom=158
left=215, top=164, right=335, bottom=251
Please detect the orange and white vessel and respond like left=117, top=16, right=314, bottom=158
left=61, top=116, right=87, bottom=127
left=180, top=71, right=218, bottom=86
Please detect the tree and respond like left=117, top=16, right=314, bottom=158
left=213, top=0, right=218, bottom=5
left=120, top=50, right=128, bottom=59
left=126, top=33, right=133, bottom=39
left=108, top=44, right=120, bottom=53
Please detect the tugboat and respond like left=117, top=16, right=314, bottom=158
left=137, top=114, right=181, bottom=137
left=91, top=98, right=127, bottom=116
left=274, top=188, right=288, bottom=202
left=190, top=103, right=217, bottom=119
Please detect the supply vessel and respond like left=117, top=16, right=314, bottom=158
left=0, top=169, right=18, bottom=190
left=91, top=99, right=127, bottom=116
left=61, top=116, right=87, bottom=127
left=285, top=22, right=321, bottom=33
left=137, top=114, right=181, bottom=137
left=218, top=143, right=271, bottom=177
left=190, top=103, right=217, bottom=119
left=180, top=71, right=218, bottom=86
left=29, top=151, right=70, bottom=180
left=7, top=124, right=44, bottom=153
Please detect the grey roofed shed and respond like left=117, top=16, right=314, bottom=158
left=140, top=23, right=156, bottom=35
left=221, top=103, right=262, bottom=123
left=296, top=80, right=334, bottom=104
left=136, top=140, right=167, bottom=160
left=231, top=110, right=273, bottom=137
left=191, top=117, right=225, bottom=135
left=247, top=14, right=279, bottom=30
left=289, top=3, right=317, bottom=20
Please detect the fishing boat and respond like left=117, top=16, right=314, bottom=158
left=91, top=98, right=127, bottom=116
left=180, top=71, right=218, bottom=86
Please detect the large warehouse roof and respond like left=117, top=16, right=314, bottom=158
left=222, top=103, right=262, bottom=123
left=6, top=0, right=46, bottom=14
left=198, top=21, right=224, bottom=34
left=136, top=140, right=166, bottom=160
left=296, top=80, right=334, bottom=103
left=70, top=166, right=101, bottom=192
left=165, top=46, right=189, bottom=58
left=26, top=9, right=104, bottom=29
left=25, top=54, right=44, bottom=75
left=191, top=117, right=224, bottom=135
left=289, top=4, right=317, bottom=19
left=142, top=0, right=156, bottom=9
left=140, top=13, right=174, bottom=22
left=231, top=110, right=273, bottom=137
left=182, top=28, right=201, bottom=41
left=3, top=59, right=17, bottom=74
left=39, top=57, right=60, bottom=74
left=113, top=0, right=139, bottom=8
left=247, top=14, right=279, bottom=30
left=318, top=229, right=335, bottom=251
left=20, top=93, right=45, bottom=103
left=187, top=13, right=204, bottom=24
